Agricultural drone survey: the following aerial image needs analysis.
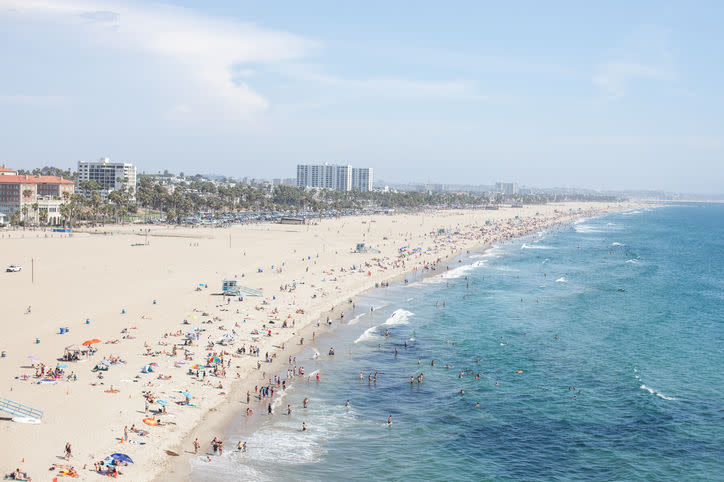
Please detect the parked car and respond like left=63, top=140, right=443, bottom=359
left=6, top=265, right=22, bottom=272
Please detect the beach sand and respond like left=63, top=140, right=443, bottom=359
left=0, top=202, right=640, bottom=480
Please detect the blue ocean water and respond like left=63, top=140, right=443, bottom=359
left=191, top=204, right=724, bottom=481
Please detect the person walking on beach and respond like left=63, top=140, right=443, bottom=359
left=65, top=442, right=72, bottom=460
left=193, top=438, right=200, bottom=455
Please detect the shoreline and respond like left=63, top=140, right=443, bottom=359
left=0, top=202, right=646, bottom=482
left=155, top=205, right=643, bottom=481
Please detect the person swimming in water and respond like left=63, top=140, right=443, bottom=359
left=387, top=414, right=392, bottom=425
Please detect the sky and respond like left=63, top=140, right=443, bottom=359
left=1, top=0, right=722, bottom=193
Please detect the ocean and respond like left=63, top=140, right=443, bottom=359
left=191, top=204, right=724, bottom=481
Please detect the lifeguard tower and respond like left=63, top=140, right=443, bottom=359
left=222, top=280, right=241, bottom=296
left=221, top=280, right=263, bottom=297
left=354, top=243, right=380, bottom=254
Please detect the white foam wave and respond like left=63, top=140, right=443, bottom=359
left=575, top=224, right=603, bottom=234
left=383, top=309, right=413, bottom=326
left=354, top=326, right=380, bottom=344
left=555, top=277, right=567, bottom=283
left=640, top=384, right=678, bottom=400
left=625, top=259, right=640, bottom=264
left=521, top=243, right=553, bottom=250
left=347, top=313, right=365, bottom=325
left=612, top=242, right=624, bottom=246
left=424, top=261, right=485, bottom=284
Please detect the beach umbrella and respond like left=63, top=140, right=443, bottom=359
left=181, top=391, right=193, bottom=399
left=28, top=355, right=40, bottom=362
left=82, top=339, right=101, bottom=346
left=110, top=453, right=134, bottom=464
left=207, top=356, right=220, bottom=365
left=191, top=364, right=207, bottom=370
left=156, top=400, right=169, bottom=406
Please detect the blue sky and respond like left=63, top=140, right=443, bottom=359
left=1, top=1, right=722, bottom=193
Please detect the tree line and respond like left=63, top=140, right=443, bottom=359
left=5, top=168, right=624, bottom=227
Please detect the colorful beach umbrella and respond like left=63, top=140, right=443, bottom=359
left=82, top=339, right=101, bottom=346
left=110, top=453, right=134, bottom=464
left=207, top=356, right=220, bottom=365
left=191, top=364, right=207, bottom=370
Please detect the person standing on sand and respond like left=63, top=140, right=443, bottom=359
left=65, top=442, right=72, bottom=460
left=194, top=438, right=200, bottom=455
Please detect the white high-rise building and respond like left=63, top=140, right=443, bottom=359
left=351, top=167, right=373, bottom=192
left=78, top=157, right=137, bottom=198
left=297, top=163, right=357, bottom=191
left=495, top=182, right=519, bottom=196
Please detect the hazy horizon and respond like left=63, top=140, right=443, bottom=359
left=1, top=1, right=722, bottom=193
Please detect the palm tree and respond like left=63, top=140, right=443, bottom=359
left=31, top=202, right=39, bottom=225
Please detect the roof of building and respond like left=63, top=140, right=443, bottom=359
left=0, top=166, right=16, bottom=173
left=0, top=174, right=74, bottom=185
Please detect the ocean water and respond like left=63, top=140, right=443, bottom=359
left=191, top=204, right=724, bottom=481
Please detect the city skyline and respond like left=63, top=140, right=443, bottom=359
left=1, top=1, right=723, bottom=194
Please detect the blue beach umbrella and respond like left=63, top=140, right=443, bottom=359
left=156, top=400, right=169, bottom=406
left=181, top=391, right=193, bottom=399
left=110, top=453, right=134, bottom=464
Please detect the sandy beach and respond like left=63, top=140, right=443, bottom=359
left=0, top=202, right=641, bottom=481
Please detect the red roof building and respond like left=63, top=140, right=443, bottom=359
left=0, top=168, right=75, bottom=224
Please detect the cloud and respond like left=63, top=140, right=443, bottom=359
left=2, top=0, right=316, bottom=118
left=593, top=61, right=670, bottom=99
left=276, top=63, right=489, bottom=102
left=593, top=25, right=676, bottom=100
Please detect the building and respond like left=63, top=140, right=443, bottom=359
left=351, top=167, right=373, bottom=192
left=495, top=182, right=519, bottom=196
left=77, top=157, right=137, bottom=198
left=297, top=163, right=373, bottom=191
left=0, top=165, right=75, bottom=224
